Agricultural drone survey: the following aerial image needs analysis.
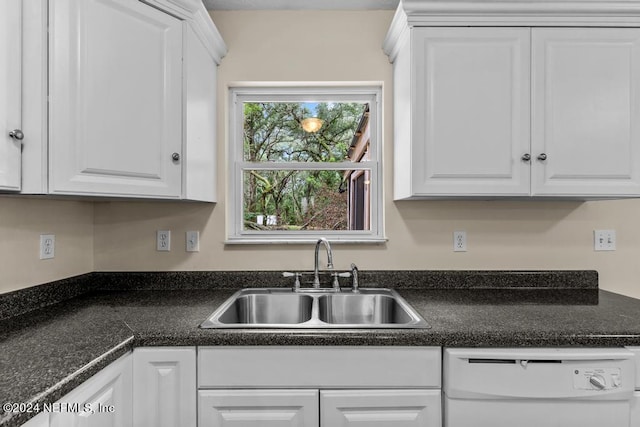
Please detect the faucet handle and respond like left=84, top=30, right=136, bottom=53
left=350, top=263, right=360, bottom=293
left=331, top=272, right=341, bottom=292
left=283, top=272, right=302, bottom=290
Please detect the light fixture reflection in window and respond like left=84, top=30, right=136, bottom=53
left=301, top=117, right=324, bottom=133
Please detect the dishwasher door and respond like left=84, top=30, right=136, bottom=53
left=444, top=348, right=636, bottom=427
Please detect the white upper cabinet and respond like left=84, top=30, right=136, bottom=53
left=15, top=0, right=226, bottom=200
left=531, top=28, right=640, bottom=197
left=385, top=0, right=640, bottom=199
left=409, top=27, right=531, bottom=197
left=49, top=0, right=183, bottom=198
left=0, top=0, right=22, bottom=191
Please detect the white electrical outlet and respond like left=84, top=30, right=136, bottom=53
left=594, top=229, right=616, bottom=251
left=186, top=231, right=200, bottom=252
left=157, top=230, right=171, bottom=251
left=453, top=231, right=467, bottom=252
left=40, top=234, right=55, bottom=259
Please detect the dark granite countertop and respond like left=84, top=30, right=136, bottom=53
left=2, top=271, right=640, bottom=426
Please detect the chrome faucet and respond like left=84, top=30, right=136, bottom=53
left=313, top=238, right=334, bottom=288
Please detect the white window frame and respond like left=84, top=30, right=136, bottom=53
left=226, top=83, right=385, bottom=244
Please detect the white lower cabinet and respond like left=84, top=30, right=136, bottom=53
left=49, top=352, right=132, bottom=427
left=198, top=389, right=319, bottom=427
left=629, top=347, right=640, bottom=426
left=132, top=347, right=196, bottom=427
left=20, top=412, right=48, bottom=427
left=632, top=392, right=640, bottom=426
left=197, top=346, right=442, bottom=427
left=198, top=389, right=439, bottom=427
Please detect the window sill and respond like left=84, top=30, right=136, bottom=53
left=224, top=236, right=388, bottom=245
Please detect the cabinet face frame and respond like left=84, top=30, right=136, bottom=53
left=133, top=347, right=197, bottom=427
left=531, top=27, right=640, bottom=196
left=409, top=27, right=532, bottom=197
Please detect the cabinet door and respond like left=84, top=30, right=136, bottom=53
left=321, top=389, right=440, bottom=427
left=133, top=347, right=196, bottom=427
left=21, top=411, right=49, bottom=427
left=532, top=28, right=640, bottom=196
left=411, top=27, right=531, bottom=196
left=49, top=353, right=132, bottom=427
left=0, top=0, right=22, bottom=191
left=49, top=0, right=182, bottom=198
left=198, top=389, right=319, bottom=427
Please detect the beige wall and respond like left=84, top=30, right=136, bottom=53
left=5, top=11, right=639, bottom=299
left=91, top=10, right=640, bottom=299
left=0, top=197, right=94, bottom=293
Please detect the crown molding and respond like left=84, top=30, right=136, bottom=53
left=203, top=0, right=400, bottom=10
left=142, top=0, right=227, bottom=64
left=384, top=0, right=640, bottom=61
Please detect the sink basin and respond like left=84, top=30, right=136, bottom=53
left=217, top=292, right=313, bottom=325
left=200, top=288, right=429, bottom=329
left=318, top=292, right=414, bottom=325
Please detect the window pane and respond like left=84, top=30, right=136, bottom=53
left=243, top=102, right=369, bottom=163
left=243, top=169, right=372, bottom=231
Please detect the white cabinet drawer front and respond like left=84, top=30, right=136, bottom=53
left=321, top=389, right=441, bottom=427
left=198, top=389, right=319, bottom=427
left=198, top=346, right=441, bottom=388
left=411, top=27, right=531, bottom=196
left=531, top=27, right=640, bottom=196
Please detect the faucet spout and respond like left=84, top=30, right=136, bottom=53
left=313, top=238, right=333, bottom=288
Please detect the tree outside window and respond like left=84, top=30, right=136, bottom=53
left=228, top=86, right=383, bottom=243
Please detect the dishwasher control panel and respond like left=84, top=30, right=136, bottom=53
left=573, top=368, right=622, bottom=390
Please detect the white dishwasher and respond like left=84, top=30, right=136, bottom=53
left=444, top=348, right=636, bottom=427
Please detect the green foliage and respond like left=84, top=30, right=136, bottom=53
left=243, top=102, right=365, bottom=230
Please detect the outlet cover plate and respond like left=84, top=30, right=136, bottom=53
left=453, top=231, right=467, bottom=252
left=40, top=234, right=55, bottom=259
left=157, top=230, right=171, bottom=251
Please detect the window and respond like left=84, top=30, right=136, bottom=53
left=227, top=84, right=384, bottom=243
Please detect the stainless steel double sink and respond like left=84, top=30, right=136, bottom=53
left=200, top=288, right=429, bottom=329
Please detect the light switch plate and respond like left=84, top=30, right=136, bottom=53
left=186, top=231, right=200, bottom=252
left=594, top=229, right=616, bottom=251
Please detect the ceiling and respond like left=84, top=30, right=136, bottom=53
left=204, top=0, right=400, bottom=10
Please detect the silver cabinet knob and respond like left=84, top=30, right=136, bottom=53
left=172, top=152, right=180, bottom=161
left=9, top=129, right=24, bottom=141
left=521, top=153, right=531, bottom=162
left=537, top=153, right=547, bottom=161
